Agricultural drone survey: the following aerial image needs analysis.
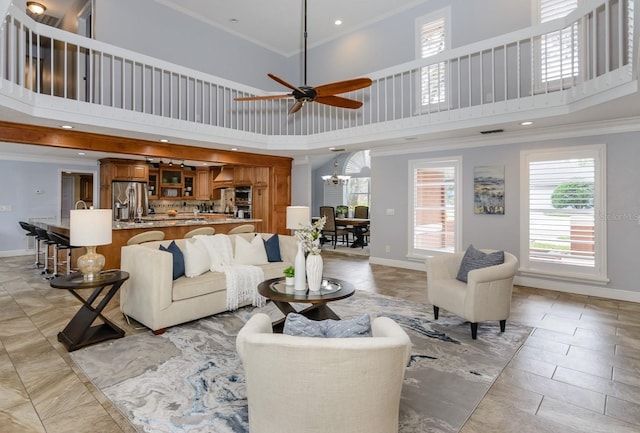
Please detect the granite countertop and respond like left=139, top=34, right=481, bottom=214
left=112, top=218, right=259, bottom=230
left=31, top=217, right=261, bottom=231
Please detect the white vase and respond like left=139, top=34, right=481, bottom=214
left=306, top=253, right=323, bottom=292
left=294, top=241, right=306, bottom=291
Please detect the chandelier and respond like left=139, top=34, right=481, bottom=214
left=322, top=160, right=350, bottom=186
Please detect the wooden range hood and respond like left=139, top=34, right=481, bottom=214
left=213, top=166, right=234, bottom=183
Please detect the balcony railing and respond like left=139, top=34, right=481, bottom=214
left=0, top=0, right=636, bottom=142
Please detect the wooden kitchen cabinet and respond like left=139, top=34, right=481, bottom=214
left=233, top=166, right=252, bottom=186
left=183, top=172, right=195, bottom=198
left=102, top=158, right=148, bottom=181
left=195, top=167, right=211, bottom=200
left=159, top=167, right=183, bottom=198
left=79, top=175, right=93, bottom=202
left=148, top=169, right=159, bottom=199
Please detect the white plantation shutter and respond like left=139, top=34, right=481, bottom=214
left=522, top=145, right=607, bottom=282
left=420, top=18, right=445, bottom=58
left=417, top=10, right=448, bottom=105
left=627, top=0, right=635, bottom=65
left=410, top=158, right=460, bottom=255
left=540, top=0, right=578, bottom=22
left=538, top=0, right=580, bottom=83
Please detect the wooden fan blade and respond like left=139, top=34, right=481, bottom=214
left=316, top=95, right=363, bottom=109
left=314, top=77, right=372, bottom=97
left=268, top=73, right=305, bottom=93
left=235, top=94, right=292, bottom=101
left=288, top=100, right=304, bottom=114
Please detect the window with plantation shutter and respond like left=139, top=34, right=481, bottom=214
left=410, top=157, right=460, bottom=256
left=536, top=0, right=580, bottom=86
left=521, top=145, right=608, bottom=283
left=416, top=8, right=449, bottom=106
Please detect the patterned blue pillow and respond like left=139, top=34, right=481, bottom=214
left=263, top=234, right=282, bottom=262
left=159, top=240, right=185, bottom=280
left=283, top=313, right=372, bottom=338
left=456, top=245, right=504, bottom=283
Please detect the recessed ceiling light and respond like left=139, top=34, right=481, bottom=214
left=78, top=152, right=86, bottom=156
left=231, top=147, right=238, bottom=151
left=159, top=138, right=170, bottom=143
left=334, top=19, right=342, bottom=26
left=521, top=121, right=533, bottom=126
left=27, top=2, right=46, bottom=15
left=61, top=125, right=73, bottom=129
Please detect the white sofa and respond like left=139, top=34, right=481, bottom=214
left=236, top=313, right=412, bottom=433
left=120, top=233, right=298, bottom=334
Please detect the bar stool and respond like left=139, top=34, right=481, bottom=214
left=184, top=227, right=215, bottom=238
left=34, top=227, right=56, bottom=277
left=19, top=221, right=40, bottom=267
left=48, top=232, right=82, bottom=276
left=126, top=230, right=165, bottom=245
left=227, top=224, right=255, bottom=234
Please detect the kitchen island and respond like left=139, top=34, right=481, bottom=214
left=31, top=215, right=262, bottom=270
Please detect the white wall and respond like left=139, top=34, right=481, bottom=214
left=92, top=0, right=534, bottom=91
left=368, top=131, right=640, bottom=298
left=93, top=0, right=290, bottom=90
left=0, top=160, right=98, bottom=255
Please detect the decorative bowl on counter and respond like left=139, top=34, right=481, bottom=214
left=166, top=210, right=178, bottom=217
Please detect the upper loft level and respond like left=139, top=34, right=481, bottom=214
left=0, top=0, right=637, bottom=154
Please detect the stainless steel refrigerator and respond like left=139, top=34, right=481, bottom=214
left=112, top=181, right=149, bottom=221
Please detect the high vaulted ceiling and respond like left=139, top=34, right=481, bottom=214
left=41, top=0, right=429, bottom=56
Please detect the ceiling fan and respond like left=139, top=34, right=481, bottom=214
left=234, top=0, right=373, bottom=114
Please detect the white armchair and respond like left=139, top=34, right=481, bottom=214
left=426, top=250, right=518, bottom=339
left=236, top=313, right=412, bottom=433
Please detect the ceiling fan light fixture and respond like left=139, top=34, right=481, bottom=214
left=27, top=2, right=46, bottom=15
left=233, top=0, right=372, bottom=115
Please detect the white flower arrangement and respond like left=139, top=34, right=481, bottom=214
left=295, top=216, right=326, bottom=255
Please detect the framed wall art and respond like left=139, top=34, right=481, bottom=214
left=474, top=165, right=505, bottom=214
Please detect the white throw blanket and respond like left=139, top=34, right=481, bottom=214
left=194, top=234, right=266, bottom=310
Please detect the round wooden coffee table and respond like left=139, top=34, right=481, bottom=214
left=258, top=277, right=355, bottom=332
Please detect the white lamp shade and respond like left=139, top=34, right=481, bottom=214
left=286, top=206, right=310, bottom=229
left=70, top=209, right=113, bottom=246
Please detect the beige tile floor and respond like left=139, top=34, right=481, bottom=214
left=1, top=251, right=640, bottom=432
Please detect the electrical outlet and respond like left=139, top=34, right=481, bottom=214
left=0, top=204, right=12, bottom=212
left=385, top=245, right=391, bottom=253
left=386, top=208, right=395, bottom=216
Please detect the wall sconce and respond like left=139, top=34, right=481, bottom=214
left=27, top=2, right=46, bottom=15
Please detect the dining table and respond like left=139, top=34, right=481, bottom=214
left=335, top=217, right=370, bottom=248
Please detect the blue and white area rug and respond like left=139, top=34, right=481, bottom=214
left=70, top=291, right=531, bottom=433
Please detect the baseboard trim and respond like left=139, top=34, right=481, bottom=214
left=0, top=249, right=32, bottom=258
left=369, top=256, right=426, bottom=272
left=370, top=256, right=640, bottom=303
left=515, top=276, right=640, bottom=303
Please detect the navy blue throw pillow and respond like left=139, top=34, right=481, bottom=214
left=263, top=234, right=282, bottom=262
left=159, top=240, right=185, bottom=280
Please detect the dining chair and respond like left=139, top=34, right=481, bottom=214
left=320, top=206, right=349, bottom=248
left=351, top=206, right=370, bottom=246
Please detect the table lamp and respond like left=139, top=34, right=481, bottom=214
left=286, top=206, right=310, bottom=291
left=70, top=208, right=112, bottom=281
